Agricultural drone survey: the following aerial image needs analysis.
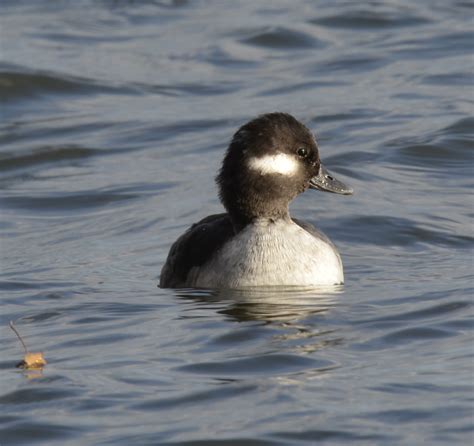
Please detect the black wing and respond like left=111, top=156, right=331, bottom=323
left=159, top=213, right=235, bottom=288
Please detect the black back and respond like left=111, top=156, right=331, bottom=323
left=159, top=214, right=234, bottom=288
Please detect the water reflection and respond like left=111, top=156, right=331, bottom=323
left=174, top=286, right=345, bottom=377
left=176, top=285, right=343, bottom=323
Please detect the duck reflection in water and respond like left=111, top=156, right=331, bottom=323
left=175, top=286, right=344, bottom=351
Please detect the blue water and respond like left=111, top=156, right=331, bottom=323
left=1, top=1, right=473, bottom=445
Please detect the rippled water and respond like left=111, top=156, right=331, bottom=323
left=1, top=0, right=473, bottom=444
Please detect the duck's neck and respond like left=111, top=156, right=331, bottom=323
left=217, top=155, right=294, bottom=233
left=226, top=202, right=291, bottom=233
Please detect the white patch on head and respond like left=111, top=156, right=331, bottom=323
left=248, top=153, right=299, bottom=176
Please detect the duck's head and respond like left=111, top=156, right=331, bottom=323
left=216, top=113, right=352, bottom=226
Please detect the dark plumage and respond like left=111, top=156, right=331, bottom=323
left=160, top=214, right=233, bottom=288
left=216, top=113, right=320, bottom=229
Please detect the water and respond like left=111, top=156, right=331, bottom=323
left=1, top=0, right=473, bottom=444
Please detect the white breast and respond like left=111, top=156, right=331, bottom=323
left=189, top=219, right=344, bottom=288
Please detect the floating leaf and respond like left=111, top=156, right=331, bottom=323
left=9, top=321, right=47, bottom=370
left=16, top=352, right=47, bottom=369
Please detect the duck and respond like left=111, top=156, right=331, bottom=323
left=160, top=112, right=352, bottom=288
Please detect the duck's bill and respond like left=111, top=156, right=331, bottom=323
left=309, top=165, right=353, bottom=195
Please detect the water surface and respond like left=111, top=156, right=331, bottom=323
left=1, top=0, right=473, bottom=445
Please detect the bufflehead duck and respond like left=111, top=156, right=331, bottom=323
left=160, top=113, right=352, bottom=289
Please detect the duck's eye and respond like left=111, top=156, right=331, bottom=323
left=297, top=147, right=308, bottom=158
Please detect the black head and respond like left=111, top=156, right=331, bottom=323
left=216, top=113, right=351, bottom=228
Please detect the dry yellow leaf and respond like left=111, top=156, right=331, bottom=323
left=9, top=321, right=47, bottom=370
left=17, top=352, right=47, bottom=369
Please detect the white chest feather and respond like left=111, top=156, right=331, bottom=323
left=189, top=220, right=344, bottom=288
